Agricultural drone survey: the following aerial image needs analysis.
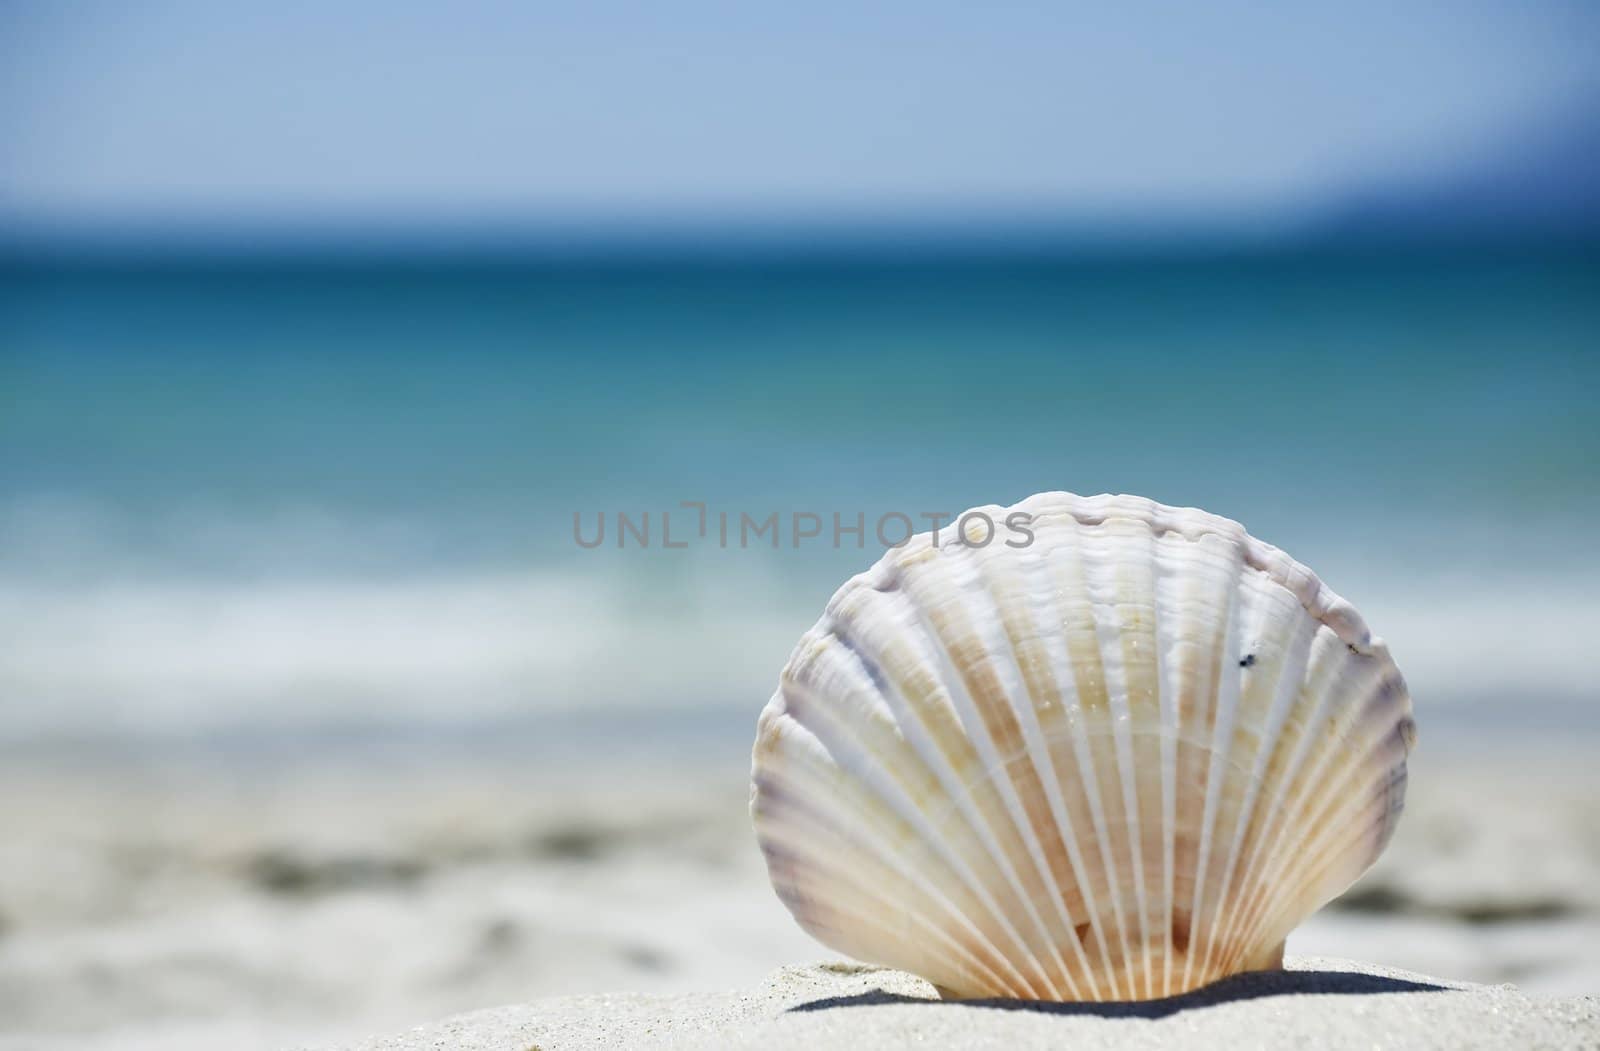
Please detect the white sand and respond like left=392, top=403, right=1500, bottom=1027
left=312, top=956, right=1596, bottom=1051
left=2, top=744, right=1596, bottom=1049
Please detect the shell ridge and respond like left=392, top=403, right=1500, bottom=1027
left=1020, top=493, right=1374, bottom=659
left=960, top=539, right=1118, bottom=998
left=1216, top=630, right=1356, bottom=966
left=1199, top=592, right=1319, bottom=978
left=1115, top=526, right=1168, bottom=999
left=1084, top=516, right=1158, bottom=997
left=775, top=641, right=1061, bottom=996
left=1187, top=569, right=1300, bottom=980
left=949, top=531, right=1104, bottom=1000
left=860, top=569, right=1075, bottom=998
left=758, top=685, right=1053, bottom=997
left=1221, top=647, right=1399, bottom=965
left=821, top=592, right=1071, bottom=999
left=1187, top=563, right=1281, bottom=984
left=1018, top=493, right=1236, bottom=547
left=1044, top=526, right=1137, bottom=998
left=1226, top=672, right=1413, bottom=965
left=1210, top=630, right=1360, bottom=966
left=1151, top=534, right=1186, bottom=996
left=1227, top=758, right=1401, bottom=970
left=1166, top=536, right=1229, bottom=990
left=1179, top=534, right=1247, bottom=990
left=896, top=548, right=1082, bottom=998
left=1289, top=750, right=1408, bottom=901
left=1014, top=538, right=1125, bottom=996
left=754, top=754, right=1028, bottom=996
left=1370, top=722, right=1413, bottom=857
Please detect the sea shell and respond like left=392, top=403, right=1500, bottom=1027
left=751, top=492, right=1415, bottom=1001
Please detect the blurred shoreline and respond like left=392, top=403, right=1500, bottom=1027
left=1, top=723, right=1595, bottom=1051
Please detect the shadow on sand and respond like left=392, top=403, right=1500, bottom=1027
left=789, top=969, right=1451, bottom=1019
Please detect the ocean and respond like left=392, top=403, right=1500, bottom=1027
left=2, top=240, right=1598, bottom=741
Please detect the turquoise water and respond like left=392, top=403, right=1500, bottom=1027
left=2, top=241, right=1597, bottom=735
left=6, top=245, right=1596, bottom=551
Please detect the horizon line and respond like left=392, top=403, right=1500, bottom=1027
left=3, top=216, right=1597, bottom=267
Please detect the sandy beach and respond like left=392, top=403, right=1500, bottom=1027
left=307, top=957, right=1597, bottom=1051
left=0, top=733, right=1595, bottom=1050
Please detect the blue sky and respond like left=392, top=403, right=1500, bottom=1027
left=2, top=2, right=1597, bottom=234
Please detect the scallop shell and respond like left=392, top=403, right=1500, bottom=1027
left=751, top=492, right=1414, bottom=1001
